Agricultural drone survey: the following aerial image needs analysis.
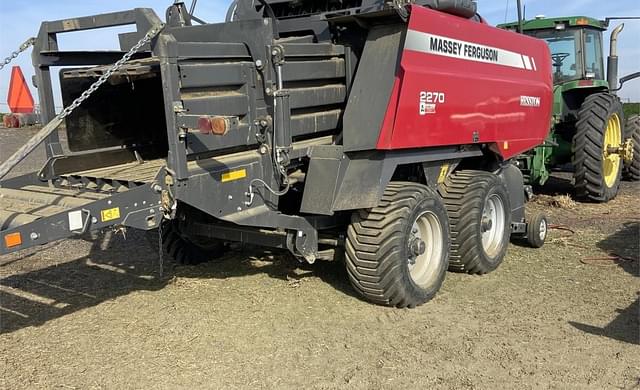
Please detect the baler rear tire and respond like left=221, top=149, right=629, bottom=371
left=345, top=182, right=450, bottom=308
left=623, top=115, right=640, bottom=181
left=573, top=93, right=624, bottom=202
left=160, top=221, right=226, bottom=265
left=439, top=171, right=511, bottom=274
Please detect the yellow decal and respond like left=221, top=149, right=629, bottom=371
left=101, top=207, right=121, bottom=222
left=221, top=169, right=247, bottom=183
left=437, top=164, right=449, bottom=184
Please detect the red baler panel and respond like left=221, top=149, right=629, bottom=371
left=377, top=6, right=553, bottom=159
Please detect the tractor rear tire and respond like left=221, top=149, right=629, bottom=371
left=160, top=221, right=227, bottom=265
left=623, top=115, right=640, bottom=181
left=439, top=171, right=511, bottom=274
left=573, top=93, right=624, bottom=202
left=345, top=182, right=450, bottom=308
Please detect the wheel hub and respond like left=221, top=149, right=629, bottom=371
left=410, top=237, right=426, bottom=257
left=481, top=216, right=493, bottom=232
left=481, top=194, right=506, bottom=258
left=407, top=211, right=444, bottom=288
left=538, top=218, right=547, bottom=241
left=621, top=138, right=634, bottom=164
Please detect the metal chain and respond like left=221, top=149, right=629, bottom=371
left=59, top=23, right=165, bottom=119
left=0, top=37, right=36, bottom=71
left=158, top=220, right=164, bottom=279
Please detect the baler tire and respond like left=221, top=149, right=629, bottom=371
left=573, top=93, right=624, bottom=202
left=160, top=221, right=226, bottom=265
left=439, top=171, right=511, bottom=275
left=345, top=182, right=450, bottom=308
left=525, top=212, right=548, bottom=249
left=623, top=115, right=640, bottom=181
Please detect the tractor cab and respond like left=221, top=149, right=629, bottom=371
left=500, top=16, right=608, bottom=87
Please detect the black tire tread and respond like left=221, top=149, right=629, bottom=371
left=526, top=213, right=547, bottom=249
left=623, top=115, right=640, bottom=181
left=573, top=93, right=624, bottom=202
left=160, top=221, right=225, bottom=265
left=439, top=170, right=510, bottom=274
left=345, top=182, right=447, bottom=308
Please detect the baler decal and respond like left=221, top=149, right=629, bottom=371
left=100, top=207, right=121, bottom=222
left=221, top=169, right=247, bottom=183
left=405, top=30, right=535, bottom=71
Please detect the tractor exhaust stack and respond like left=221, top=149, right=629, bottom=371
left=516, top=0, right=524, bottom=33
left=607, top=23, right=624, bottom=92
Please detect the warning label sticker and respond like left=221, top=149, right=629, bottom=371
left=101, top=207, right=121, bottom=222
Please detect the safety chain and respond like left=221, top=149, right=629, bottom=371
left=0, top=37, right=36, bottom=71
left=59, top=23, right=165, bottom=119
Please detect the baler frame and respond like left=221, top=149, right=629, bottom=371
left=2, top=4, right=482, bottom=261
left=1, top=0, right=552, bottom=307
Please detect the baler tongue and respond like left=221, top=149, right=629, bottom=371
left=0, top=159, right=165, bottom=256
left=0, top=186, right=107, bottom=231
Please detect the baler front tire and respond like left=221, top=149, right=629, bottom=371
left=623, top=115, right=640, bottom=181
left=526, top=212, right=548, bottom=248
left=161, top=221, right=226, bottom=265
left=345, top=182, right=450, bottom=308
left=439, top=171, right=511, bottom=274
left=573, top=93, right=624, bottom=202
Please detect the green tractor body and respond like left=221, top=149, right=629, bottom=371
left=499, top=16, right=638, bottom=201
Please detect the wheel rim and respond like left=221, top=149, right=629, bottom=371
left=538, top=218, right=547, bottom=241
left=603, top=113, right=622, bottom=188
left=481, top=194, right=506, bottom=258
left=408, top=211, right=444, bottom=288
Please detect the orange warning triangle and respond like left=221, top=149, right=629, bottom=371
left=7, top=66, right=34, bottom=113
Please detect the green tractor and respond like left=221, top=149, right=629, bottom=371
left=499, top=16, right=639, bottom=202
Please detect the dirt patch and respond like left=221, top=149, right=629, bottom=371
left=0, top=129, right=638, bottom=389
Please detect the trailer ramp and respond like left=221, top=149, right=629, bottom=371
left=1, top=161, right=166, bottom=256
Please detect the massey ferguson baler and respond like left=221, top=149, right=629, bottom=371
left=0, top=0, right=552, bottom=307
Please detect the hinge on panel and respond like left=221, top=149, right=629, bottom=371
left=172, top=101, right=186, bottom=113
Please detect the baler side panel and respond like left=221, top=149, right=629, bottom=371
left=342, top=24, right=405, bottom=152
left=377, top=6, right=553, bottom=159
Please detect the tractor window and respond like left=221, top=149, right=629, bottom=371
left=531, top=29, right=581, bottom=83
left=584, top=29, right=604, bottom=80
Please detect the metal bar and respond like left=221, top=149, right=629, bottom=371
left=159, top=38, right=189, bottom=180
left=41, top=10, right=139, bottom=34
left=32, top=67, right=59, bottom=158
left=37, top=51, right=149, bottom=67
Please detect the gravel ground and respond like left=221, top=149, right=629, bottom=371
left=0, top=126, right=638, bottom=389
